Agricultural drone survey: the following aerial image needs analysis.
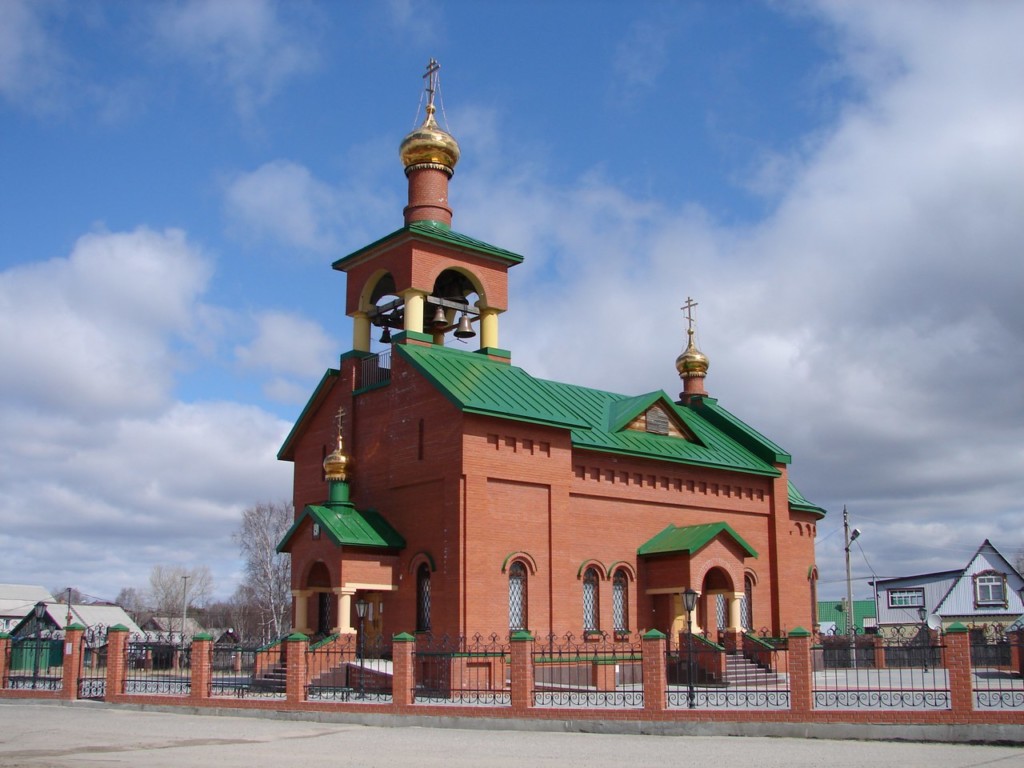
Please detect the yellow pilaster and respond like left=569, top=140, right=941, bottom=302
left=728, top=592, right=745, bottom=632
left=479, top=307, right=499, bottom=349
left=292, top=589, right=312, bottom=635
left=335, top=588, right=356, bottom=634
left=403, top=290, right=427, bottom=335
left=352, top=312, right=371, bottom=352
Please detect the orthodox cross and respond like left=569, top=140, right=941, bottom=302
left=681, top=297, right=699, bottom=333
left=423, top=58, right=440, bottom=111
left=335, top=406, right=346, bottom=447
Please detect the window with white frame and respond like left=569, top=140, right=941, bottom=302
left=888, top=588, right=924, bottom=608
left=612, top=569, right=628, bottom=633
left=974, top=571, right=1006, bottom=606
left=509, top=561, right=528, bottom=631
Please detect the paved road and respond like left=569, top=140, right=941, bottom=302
left=1, top=702, right=1022, bottom=768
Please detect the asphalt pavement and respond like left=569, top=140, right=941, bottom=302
left=1, top=701, right=1023, bottom=768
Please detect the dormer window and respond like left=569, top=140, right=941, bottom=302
left=646, top=406, right=670, bottom=435
left=974, top=571, right=1007, bottom=607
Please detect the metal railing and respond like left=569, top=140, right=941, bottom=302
left=124, top=634, right=191, bottom=696
left=307, top=634, right=393, bottom=703
left=970, top=625, right=1023, bottom=709
left=359, top=350, right=392, bottom=389
left=415, top=633, right=509, bottom=706
left=667, top=632, right=789, bottom=709
left=533, top=632, right=642, bottom=708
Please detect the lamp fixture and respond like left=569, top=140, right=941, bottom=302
left=354, top=597, right=370, bottom=620
left=682, top=588, right=698, bottom=613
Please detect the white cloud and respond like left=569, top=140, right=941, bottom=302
left=151, top=0, right=319, bottom=119
left=234, top=310, right=336, bottom=377
left=0, top=0, right=66, bottom=111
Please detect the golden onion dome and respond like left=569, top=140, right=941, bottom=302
left=675, top=330, right=709, bottom=378
left=399, top=104, right=460, bottom=172
left=323, top=446, right=350, bottom=482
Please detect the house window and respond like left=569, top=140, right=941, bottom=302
left=583, top=567, right=600, bottom=632
left=416, top=563, right=431, bottom=632
left=612, top=570, right=628, bottom=633
left=509, top=561, right=528, bottom=631
left=888, top=588, right=925, bottom=608
left=974, top=572, right=1006, bottom=607
left=744, top=574, right=754, bottom=630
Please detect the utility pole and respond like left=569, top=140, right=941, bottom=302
left=843, top=506, right=861, bottom=667
left=180, top=575, right=189, bottom=651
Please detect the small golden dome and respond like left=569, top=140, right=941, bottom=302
left=323, top=446, right=349, bottom=482
left=399, top=104, right=460, bottom=172
left=675, top=330, right=709, bottom=378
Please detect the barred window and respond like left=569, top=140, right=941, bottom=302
left=612, top=570, right=628, bottom=632
left=744, top=574, right=754, bottom=630
left=509, top=561, right=528, bottom=631
left=583, top=567, right=600, bottom=631
left=416, top=563, right=431, bottom=632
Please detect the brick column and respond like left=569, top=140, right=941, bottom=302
left=285, top=633, right=308, bottom=705
left=509, top=630, right=534, bottom=711
left=1012, top=629, right=1024, bottom=676
left=0, top=632, right=11, bottom=688
left=190, top=633, right=213, bottom=701
left=944, top=622, right=974, bottom=714
left=391, top=632, right=415, bottom=706
left=873, top=635, right=887, bottom=669
left=105, top=625, right=130, bottom=699
left=61, top=624, right=85, bottom=700
left=787, top=627, right=814, bottom=714
left=642, top=629, right=667, bottom=712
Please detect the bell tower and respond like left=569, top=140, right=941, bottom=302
left=333, top=60, right=522, bottom=356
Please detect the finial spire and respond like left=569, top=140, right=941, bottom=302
left=675, top=296, right=709, bottom=402
left=423, top=58, right=440, bottom=115
left=323, top=406, right=350, bottom=483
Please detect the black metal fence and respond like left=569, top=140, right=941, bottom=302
left=415, top=633, right=510, bottom=705
left=4, top=636, right=63, bottom=691
left=812, top=630, right=949, bottom=710
left=124, top=633, right=191, bottom=695
left=970, top=625, right=1023, bottom=709
left=77, top=625, right=109, bottom=699
left=666, top=632, right=789, bottom=709
left=210, top=640, right=287, bottom=699
left=532, top=632, right=642, bottom=708
left=307, top=634, right=393, bottom=703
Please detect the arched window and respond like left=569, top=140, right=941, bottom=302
left=509, top=561, right=528, bottom=631
left=744, top=574, right=754, bottom=630
left=416, top=563, right=431, bottom=632
left=612, top=570, right=628, bottom=633
left=583, top=566, right=600, bottom=632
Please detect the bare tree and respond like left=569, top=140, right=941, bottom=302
left=234, top=500, right=292, bottom=643
left=115, top=587, right=149, bottom=624
left=148, top=564, right=213, bottom=618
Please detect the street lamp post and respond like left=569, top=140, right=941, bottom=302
left=354, top=597, right=369, bottom=700
left=682, top=588, right=699, bottom=709
left=31, top=601, right=46, bottom=690
left=917, top=606, right=928, bottom=673
left=843, top=506, right=861, bottom=668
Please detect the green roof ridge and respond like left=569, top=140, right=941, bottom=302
left=638, top=521, right=758, bottom=558
left=692, top=397, right=791, bottom=465
left=332, top=221, right=524, bottom=272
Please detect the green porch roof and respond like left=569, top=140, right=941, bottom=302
left=637, top=522, right=758, bottom=558
left=277, top=503, right=406, bottom=552
left=332, top=220, right=524, bottom=271
left=398, top=344, right=785, bottom=477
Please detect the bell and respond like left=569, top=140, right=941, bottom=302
left=380, top=326, right=392, bottom=344
left=454, top=313, right=476, bottom=339
left=431, top=305, right=448, bottom=330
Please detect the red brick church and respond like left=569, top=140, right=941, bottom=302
left=277, top=63, right=825, bottom=650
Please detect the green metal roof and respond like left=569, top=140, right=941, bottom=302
left=638, top=522, right=758, bottom=558
left=332, top=220, right=524, bottom=271
left=277, top=502, right=406, bottom=552
left=398, top=344, right=786, bottom=477
left=788, top=481, right=828, bottom=519
left=691, top=397, right=791, bottom=465
left=817, top=599, right=876, bottom=633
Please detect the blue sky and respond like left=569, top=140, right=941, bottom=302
left=2, top=0, right=1023, bottom=612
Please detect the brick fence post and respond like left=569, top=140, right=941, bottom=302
left=873, top=635, right=886, bottom=669
left=509, top=630, right=534, bottom=712
left=944, top=622, right=973, bottom=714
left=0, top=632, right=10, bottom=688
left=1012, top=629, right=1024, bottom=677
left=285, top=633, right=308, bottom=705
left=190, top=634, right=213, bottom=701
left=642, top=629, right=667, bottom=713
left=787, top=627, right=814, bottom=714
left=105, top=625, right=129, bottom=699
left=61, top=624, right=85, bottom=700
left=391, top=632, right=415, bottom=706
